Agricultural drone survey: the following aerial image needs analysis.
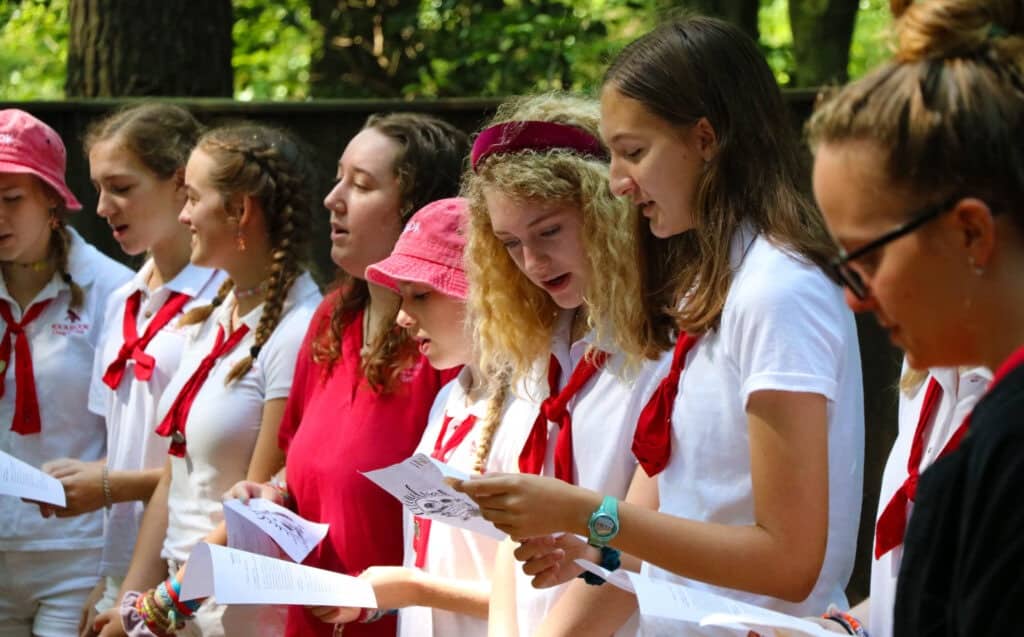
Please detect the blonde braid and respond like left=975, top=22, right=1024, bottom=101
left=471, top=373, right=511, bottom=475
left=51, top=217, right=83, bottom=309
left=179, top=279, right=234, bottom=327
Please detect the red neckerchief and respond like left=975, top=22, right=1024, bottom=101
left=103, top=290, right=191, bottom=389
left=518, top=351, right=609, bottom=485
left=154, top=323, right=250, bottom=457
left=633, top=332, right=700, bottom=477
left=0, top=299, right=53, bottom=434
left=413, top=413, right=478, bottom=568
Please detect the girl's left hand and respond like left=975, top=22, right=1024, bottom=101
left=309, top=566, right=420, bottom=624
left=452, top=473, right=597, bottom=540
left=43, top=458, right=106, bottom=516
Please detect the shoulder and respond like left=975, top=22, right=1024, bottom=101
left=728, top=237, right=840, bottom=311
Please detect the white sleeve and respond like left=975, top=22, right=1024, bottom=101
left=87, top=287, right=125, bottom=417
left=260, top=304, right=318, bottom=402
left=724, top=259, right=851, bottom=407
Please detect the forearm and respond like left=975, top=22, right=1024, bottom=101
left=409, top=571, right=489, bottom=619
left=558, top=494, right=823, bottom=602
left=849, top=596, right=869, bottom=624
left=119, top=462, right=173, bottom=596
left=488, top=539, right=519, bottom=637
left=110, top=467, right=164, bottom=504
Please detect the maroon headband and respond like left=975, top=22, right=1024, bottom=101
left=471, top=120, right=608, bottom=171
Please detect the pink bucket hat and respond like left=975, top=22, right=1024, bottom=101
left=0, top=109, right=81, bottom=211
left=366, top=197, right=469, bottom=300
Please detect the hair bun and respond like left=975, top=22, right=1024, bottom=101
left=894, top=0, right=1024, bottom=62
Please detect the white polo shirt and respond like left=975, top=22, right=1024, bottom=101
left=640, top=228, right=864, bottom=634
left=0, top=228, right=132, bottom=551
left=160, top=272, right=321, bottom=564
left=88, top=260, right=224, bottom=577
left=398, top=366, right=538, bottom=637
left=514, top=315, right=666, bottom=637
left=868, top=364, right=988, bottom=637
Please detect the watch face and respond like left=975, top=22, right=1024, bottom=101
left=592, top=513, right=617, bottom=537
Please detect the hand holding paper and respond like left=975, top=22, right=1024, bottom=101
left=223, top=498, right=328, bottom=563
left=0, top=449, right=66, bottom=507
left=362, top=453, right=503, bottom=540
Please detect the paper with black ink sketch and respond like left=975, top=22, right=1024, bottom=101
left=223, top=498, right=329, bottom=563
left=362, top=453, right=504, bottom=540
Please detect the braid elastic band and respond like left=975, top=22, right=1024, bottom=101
left=470, top=120, right=608, bottom=171
left=250, top=345, right=262, bottom=360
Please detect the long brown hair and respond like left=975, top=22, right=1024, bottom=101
left=605, top=17, right=836, bottom=333
left=807, top=0, right=1024, bottom=234
left=179, top=124, right=314, bottom=384
left=311, top=113, right=469, bottom=392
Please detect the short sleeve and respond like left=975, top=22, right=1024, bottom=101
left=277, top=296, right=334, bottom=452
left=262, top=303, right=318, bottom=403
left=723, top=250, right=851, bottom=406
left=87, top=280, right=130, bottom=417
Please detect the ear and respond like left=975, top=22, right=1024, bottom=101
left=952, top=197, right=997, bottom=268
left=237, top=194, right=262, bottom=230
left=692, top=117, right=719, bottom=162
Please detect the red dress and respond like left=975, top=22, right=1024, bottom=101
left=280, top=292, right=452, bottom=637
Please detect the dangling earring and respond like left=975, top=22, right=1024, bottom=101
left=236, top=230, right=247, bottom=252
left=968, top=256, right=985, bottom=277
left=49, top=209, right=59, bottom=230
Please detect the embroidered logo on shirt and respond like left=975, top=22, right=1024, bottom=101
left=66, top=309, right=81, bottom=323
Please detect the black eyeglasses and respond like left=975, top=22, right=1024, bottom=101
left=832, top=195, right=962, bottom=300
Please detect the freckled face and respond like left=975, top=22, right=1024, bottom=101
left=483, top=188, right=589, bottom=309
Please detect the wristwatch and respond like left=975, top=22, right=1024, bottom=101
left=587, top=495, right=620, bottom=547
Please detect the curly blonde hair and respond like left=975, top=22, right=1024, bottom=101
left=464, top=94, right=673, bottom=388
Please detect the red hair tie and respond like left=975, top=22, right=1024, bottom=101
left=471, top=120, right=608, bottom=171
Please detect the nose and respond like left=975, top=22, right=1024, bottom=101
left=95, top=189, right=114, bottom=219
left=324, top=180, right=346, bottom=216
left=396, top=307, right=416, bottom=330
left=608, top=158, right=635, bottom=198
left=521, top=243, right=550, bottom=278
left=178, top=204, right=191, bottom=227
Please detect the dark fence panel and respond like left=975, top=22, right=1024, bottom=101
left=0, top=94, right=898, bottom=603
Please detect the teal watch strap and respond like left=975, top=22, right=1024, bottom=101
left=587, top=495, right=620, bottom=547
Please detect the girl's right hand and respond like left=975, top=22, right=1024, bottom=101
left=223, top=480, right=282, bottom=505
left=515, top=534, right=597, bottom=589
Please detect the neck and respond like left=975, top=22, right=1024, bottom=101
left=1, top=259, right=55, bottom=308
left=227, top=252, right=274, bottom=318
left=975, top=260, right=1024, bottom=372
left=148, top=230, right=192, bottom=291
left=462, top=365, right=486, bottom=404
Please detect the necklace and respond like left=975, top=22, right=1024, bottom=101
left=234, top=280, right=269, bottom=300
left=2, top=257, right=51, bottom=273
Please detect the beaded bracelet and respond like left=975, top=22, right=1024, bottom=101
left=822, top=605, right=868, bottom=637
left=136, top=589, right=176, bottom=636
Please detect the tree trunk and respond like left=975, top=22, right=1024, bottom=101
left=788, top=0, right=859, bottom=86
left=662, top=0, right=760, bottom=43
left=65, top=0, right=233, bottom=97
left=309, top=0, right=423, bottom=98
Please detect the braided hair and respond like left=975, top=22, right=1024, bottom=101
left=49, top=207, right=83, bottom=309
left=179, top=124, right=314, bottom=384
left=470, top=372, right=512, bottom=475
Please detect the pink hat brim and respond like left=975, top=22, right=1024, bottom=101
left=0, top=160, right=82, bottom=211
left=365, top=253, right=468, bottom=301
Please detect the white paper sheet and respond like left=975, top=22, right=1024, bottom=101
left=361, top=453, right=504, bottom=540
left=223, top=498, right=329, bottom=563
left=0, top=449, right=66, bottom=507
left=180, top=543, right=377, bottom=608
left=627, top=573, right=838, bottom=637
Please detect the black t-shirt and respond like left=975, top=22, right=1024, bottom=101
left=894, top=360, right=1024, bottom=636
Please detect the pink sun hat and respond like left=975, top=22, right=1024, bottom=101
left=366, top=197, right=469, bottom=300
left=0, top=109, right=82, bottom=211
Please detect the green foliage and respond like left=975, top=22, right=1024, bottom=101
left=232, top=0, right=321, bottom=100
left=0, top=0, right=68, bottom=99
left=0, top=0, right=893, bottom=100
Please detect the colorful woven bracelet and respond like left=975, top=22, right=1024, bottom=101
left=357, top=608, right=398, bottom=623
left=822, top=605, right=867, bottom=637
